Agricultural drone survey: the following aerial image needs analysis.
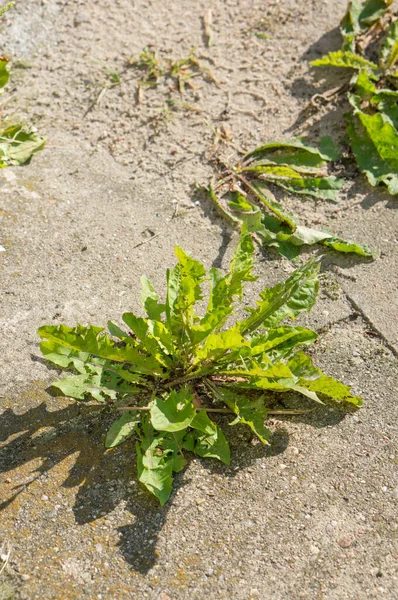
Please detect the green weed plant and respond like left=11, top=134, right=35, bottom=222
left=39, top=233, right=361, bottom=504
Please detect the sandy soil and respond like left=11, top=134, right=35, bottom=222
left=1, top=1, right=398, bottom=599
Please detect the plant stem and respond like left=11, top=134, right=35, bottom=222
left=163, top=371, right=205, bottom=389
left=115, top=405, right=314, bottom=415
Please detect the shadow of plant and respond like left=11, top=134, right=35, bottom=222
left=0, top=383, right=347, bottom=574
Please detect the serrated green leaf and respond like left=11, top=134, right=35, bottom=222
left=51, top=372, right=119, bottom=402
left=250, top=326, right=318, bottom=360
left=192, top=231, right=256, bottom=342
left=38, top=324, right=164, bottom=375
left=346, top=110, right=398, bottom=194
left=105, top=413, right=140, bottom=448
left=193, top=328, right=249, bottom=364
left=136, top=440, right=174, bottom=505
left=165, top=248, right=206, bottom=342
left=122, top=313, right=172, bottom=367
left=40, top=339, right=91, bottom=371
left=311, top=50, right=380, bottom=77
left=136, top=417, right=187, bottom=504
left=239, top=259, right=320, bottom=334
left=297, top=374, right=363, bottom=407
left=189, top=410, right=230, bottom=464
left=40, top=339, right=147, bottom=391
left=0, top=125, right=46, bottom=165
left=150, top=388, right=196, bottom=432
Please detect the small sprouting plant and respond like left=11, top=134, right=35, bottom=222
left=38, top=233, right=361, bottom=504
left=169, top=48, right=216, bottom=95
left=128, top=46, right=164, bottom=87
left=127, top=46, right=217, bottom=104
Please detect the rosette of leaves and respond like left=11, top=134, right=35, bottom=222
left=209, top=138, right=372, bottom=260
left=38, top=233, right=362, bottom=504
left=311, top=1, right=398, bottom=194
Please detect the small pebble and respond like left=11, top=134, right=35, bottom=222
left=338, top=536, right=353, bottom=548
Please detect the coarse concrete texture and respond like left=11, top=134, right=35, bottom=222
left=0, top=1, right=397, bottom=599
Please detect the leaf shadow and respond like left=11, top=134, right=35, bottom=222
left=0, top=385, right=350, bottom=575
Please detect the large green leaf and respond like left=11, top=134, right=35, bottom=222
left=150, top=388, right=196, bottom=432
left=40, top=339, right=147, bottom=389
left=136, top=418, right=186, bottom=505
left=165, top=247, right=206, bottom=343
left=38, top=324, right=164, bottom=374
left=212, top=178, right=370, bottom=260
left=189, top=410, right=230, bottom=464
left=193, top=328, right=249, bottom=364
left=50, top=371, right=132, bottom=403
left=105, top=413, right=140, bottom=448
left=298, top=374, right=363, bottom=407
left=0, top=125, right=46, bottom=166
left=346, top=110, right=398, bottom=194
left=250, top=326, right=318, bottom=360
left=122, top=313, right=173, bottom=367
left=136, top=439, right=174, bottom=505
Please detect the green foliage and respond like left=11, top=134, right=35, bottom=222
left=0, top=2, right=14, bottom=18
left=311, top=50, right=380, bottom=76
left=209, top=138, right=373, bottom=260
left=0, top=57, right=10, bottom=91
left=0, top=125, right=46, bottom=167
left=38, top=234, right=362, bottom=504
left=311, top=1, right=398, bottom=195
